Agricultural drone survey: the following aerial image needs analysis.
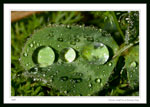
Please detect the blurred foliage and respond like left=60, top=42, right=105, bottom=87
left=11, top=11, right=139, bottom=96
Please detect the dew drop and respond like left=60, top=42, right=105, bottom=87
left=66, top=25, right=71, bottom=29
left=70, top=41, right=76, bottom=45
left=30, top=43, right=33, bottom=47
left=88, top=83, right=92, bottom=88
left=60, top=47, right=76, bottom=62
left=57, top=45, right=60, bottom=48
left=57, top=37, right=63, bottom=42
left=49, top=79, right=53, bottom=82
left=130, top=61, right=137, bottom=68
left=23, top=53, right=28, bottom=57
left=43, top=74, right=46, bottom=77
left=73, top=78, right=82, bottom=83
left=49, top=32, right=54, bottom=37
left=64, top=90, right=68, bottom=94
left=33, top=41, right=36, bottom=44
left=74, top=38, right=80, bottom=42
left=26, top=64, right=29, bottom=66
left=108, top=62, right=112, bottom=66
left=37, top=46, right=55, bottom=67
left=87, top=37, right=94, bottom=42
left=82, top=42, right=109, bottom=64
left=61, top=76, right=68, bottom=81
left=95, top=78, right=101, bottom=83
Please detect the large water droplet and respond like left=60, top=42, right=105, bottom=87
left=82, top=42, right=109, bottom=64
left=37, top=46, right=55, bottom=67
left=60, top=47, right=76, bottom=62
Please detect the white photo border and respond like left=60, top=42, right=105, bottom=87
left=4, top=3, right=147, bottom=104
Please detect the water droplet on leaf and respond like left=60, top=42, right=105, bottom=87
left=37, top=46, right=55, bottom=67
left=82, top=42, right=109, bottom=64
left=95, top=78, right=101, bottom=83
left=60, top=47, right=76, bottom=62
left=57, top=37, right=63, bottom=42
left=130, top=61, right=137, bottom=68
left=24, top=53, right=28, bottom=57
left=61, top=76, right=68, bottom=81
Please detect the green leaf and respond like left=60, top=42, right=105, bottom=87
left=20, top=25, right=119, bottom=96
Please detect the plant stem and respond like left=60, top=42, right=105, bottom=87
left=111, top=11, right=125, bottom=41
left=113, top=40, right=139, bottom=59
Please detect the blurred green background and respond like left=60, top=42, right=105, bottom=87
left=11, top=11, right=138, bottom=96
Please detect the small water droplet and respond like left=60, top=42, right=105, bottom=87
left=33, top=78, right=37, bottom=81
left=70, top=41, right=76, bottom=45
left=26, top=64, right=29, bottom=66
left=57, top=45, right=60, bottom=48
left=30, top=43, right=33, bottom=47
left=19, top=58, right=21, bottom=61
left=130, top=61, right=137, bottom=68
left=23, top=53, right=28, bottom=57
left=61, top=76, right=68, bottom=81
left=66, top=25, right=71, bottom=29
left=49, top=79, right=53, bottom=82
left=43, top=74, right=46, bottom=77
left=95, top=78, right=101, bottom=83
left=64, top=90, right=67, bottom=94
left=74, top=38, right=80, bottom=42
left=73, top=78, right=82, bottom=83
left=87, top=37, right=94, bottom=42
left=88, top=83, right=92, bottom=88
left=108, top=62, right=112, bottom=66
left=33, top=41, right=36, bottom=44
left=99, top=29, right=102, bottom=32
left=57, top=37, right=63, bottom=42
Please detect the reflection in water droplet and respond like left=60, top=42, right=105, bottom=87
left=37, top=46, right=55, bottom=67
left=82, top=42, right=109, bottom=64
